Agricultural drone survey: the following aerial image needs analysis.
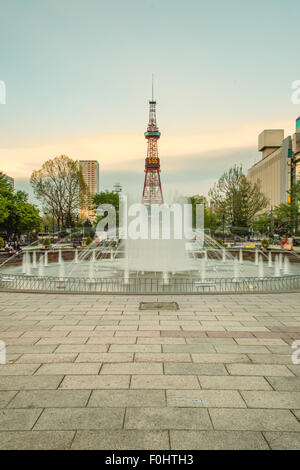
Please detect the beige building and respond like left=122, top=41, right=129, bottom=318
left=79, top=160, right=100, bottom=221
left=247, top=129, right=292, bottom=209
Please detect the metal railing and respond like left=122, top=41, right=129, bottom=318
left=1, top=272, right=300, bottom=294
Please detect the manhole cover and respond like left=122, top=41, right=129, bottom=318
left=139, top=302, right=179, bottom=311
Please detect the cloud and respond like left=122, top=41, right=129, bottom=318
left=5, top=117, right=295, bottom=203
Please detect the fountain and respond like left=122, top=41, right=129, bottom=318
left=1, top=196, right=300, bottom=294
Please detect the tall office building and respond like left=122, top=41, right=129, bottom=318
left=247, top=129, right=292, bottom=209
left=79, top=160, right=100, bottom=221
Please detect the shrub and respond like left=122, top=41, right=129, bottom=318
left=43, top=237, right=51, bottom=247
left=261, top=238, right=269, bottom=248
left=215, top=238, right=224, bottom=247
left=0, top=237, right=4, bottom=249
left=86, top=236, right=93, bottom=245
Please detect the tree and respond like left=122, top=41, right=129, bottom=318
left=209, top=165, right=269, bottom=235
left=0, top=173, right=42, bottom=237
left=188, top=195, right=211, bottom=230
left=30, top=155, right=90, bottom=230
left=93, top=191, right=120, bottom=229
left=272, top=182, right=300, bottom=235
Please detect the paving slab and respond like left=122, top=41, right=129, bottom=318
left=0, top=409, right=42, bottom=430
left=241, top=391, right=300, bottom=409
left=88, top=390, right=166, bottom=407
left=166, top=389, right=246, bottom=408
left=125, top=407, right=212, bottom=430
left=131, top=375, right=200, bottom=389
left=164, top=363, right=228, bottom=376
left=198, top=376, right=272, bottom=390
left=60, top=375, right=130, bottom=390
left=0, top=376, right=63, bottom=391
left=263, top=432, right=300, bottom=450
left=34, top=407, right=125, bottom=430
left=170, top=430, right=269, bottom=450
left=35, top=363, right=101, bottom=375
left=0, top=431, right=75, bottom=450
left=100, top=363, right=163, bottom=375
left=266, top=376, right=300, bottom=391
left=8, top=390, right=91, bottom=409
left=227, top=364, right=294, bottom=377
left=209, top=408, right=300, bottom=431
left=71, top=430, right=169, bottom=450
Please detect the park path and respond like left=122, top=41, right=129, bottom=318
left=0, top=292, right=299, bottom=449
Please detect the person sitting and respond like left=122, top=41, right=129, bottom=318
left=286, top=235, right=294, bottom=251
left=280, top=235, right=287, bottom=249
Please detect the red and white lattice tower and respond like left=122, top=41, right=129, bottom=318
left=142, top=84, right=164, bottom=206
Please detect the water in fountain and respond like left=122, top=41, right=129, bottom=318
left=234, top=257, right=239, bottom=280
left=283, top=256, right=290, bottom=275
left=258, top=256, right=264, bottom=279
left=255, top=250, right=259, bottom=265
left=268, top=252, right=273, bottom=267
left=279, top=253, right=283, bottom=270
left=274, top=256, right=281, bottom=277
left=58, top=250, right=62, bottom=265
left=59, top=259, right=65, bottom=280
left=38, top=255, right=44, bottom=277
left=239, top=249, right=243, bottom=264
left=74, top=249, right=78, bottom=264
left=32, top=251, right=37, bottom=269
left=201, top=256, right=206, bottom=281
left=44, top=251, right=48, bottom=266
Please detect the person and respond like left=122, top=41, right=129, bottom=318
left=287, top=234, right=294, bottom=251
left=280, top=235, right=287, bottom=249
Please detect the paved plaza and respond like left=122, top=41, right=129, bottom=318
left=0, top=291, right=299, bottom=450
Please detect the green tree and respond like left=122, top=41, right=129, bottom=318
left=30, top=155, right=90, bottom=230
left=209, top=165, right=269, bottom=235
left=272, top=182, right=300, bottom=235
left=188, top=195, right=208, bottom=228
left=93, top=191, right=120, bottom=230
left=0, top=173, right=42, bottom=237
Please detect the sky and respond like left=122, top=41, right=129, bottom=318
left=0, top=0, right=300, bottom=204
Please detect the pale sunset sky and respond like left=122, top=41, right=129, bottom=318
left=0, top=0, right=300, bottom=203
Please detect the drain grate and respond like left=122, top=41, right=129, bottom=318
left=139, top=302, right=179, bottom=311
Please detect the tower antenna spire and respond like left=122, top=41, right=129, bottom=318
left=152, top=73, right=154, bottom=101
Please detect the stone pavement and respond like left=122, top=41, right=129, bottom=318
left=0, top=291, right=299, bottom=450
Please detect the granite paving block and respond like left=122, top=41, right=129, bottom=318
left=170, top=430, right=269, bottom=450
left=227, top=364, right=294, bottom=376
left=0, top=409, right=42, bottom=431
left=199, top=376, right=272, bottom=390
left=60, top=375, right=130, bottom=390
left=71, top=430, right=169, bottom=449
left=8, top=390, right=91, bottom=409
left=34, top=407, right=125, bottom=430
left=241, top=391, right=300, bottom=409
left=0, top=430, right=75, bottom=450
left=210, top=408, right=300, bottom=431
left=263, top=432, right=300, bottom=450
left=166, top=389, right=246, bottom=408
left=17, top=354, right=77, bottom=364
left=34, top=363, right=101, bottom=375
left=125, top=407, right=212, bottom=430
left=266, top=376, right=300, bottom=391
left=0, top=376, right=63, bottom=391
left=164, top=363, right=228, bottom=376
left=88, top=390, right=165, bottom=407
left=131, top=375, right=200, bottom=389
left=100, top=363, right=163, bottom=375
